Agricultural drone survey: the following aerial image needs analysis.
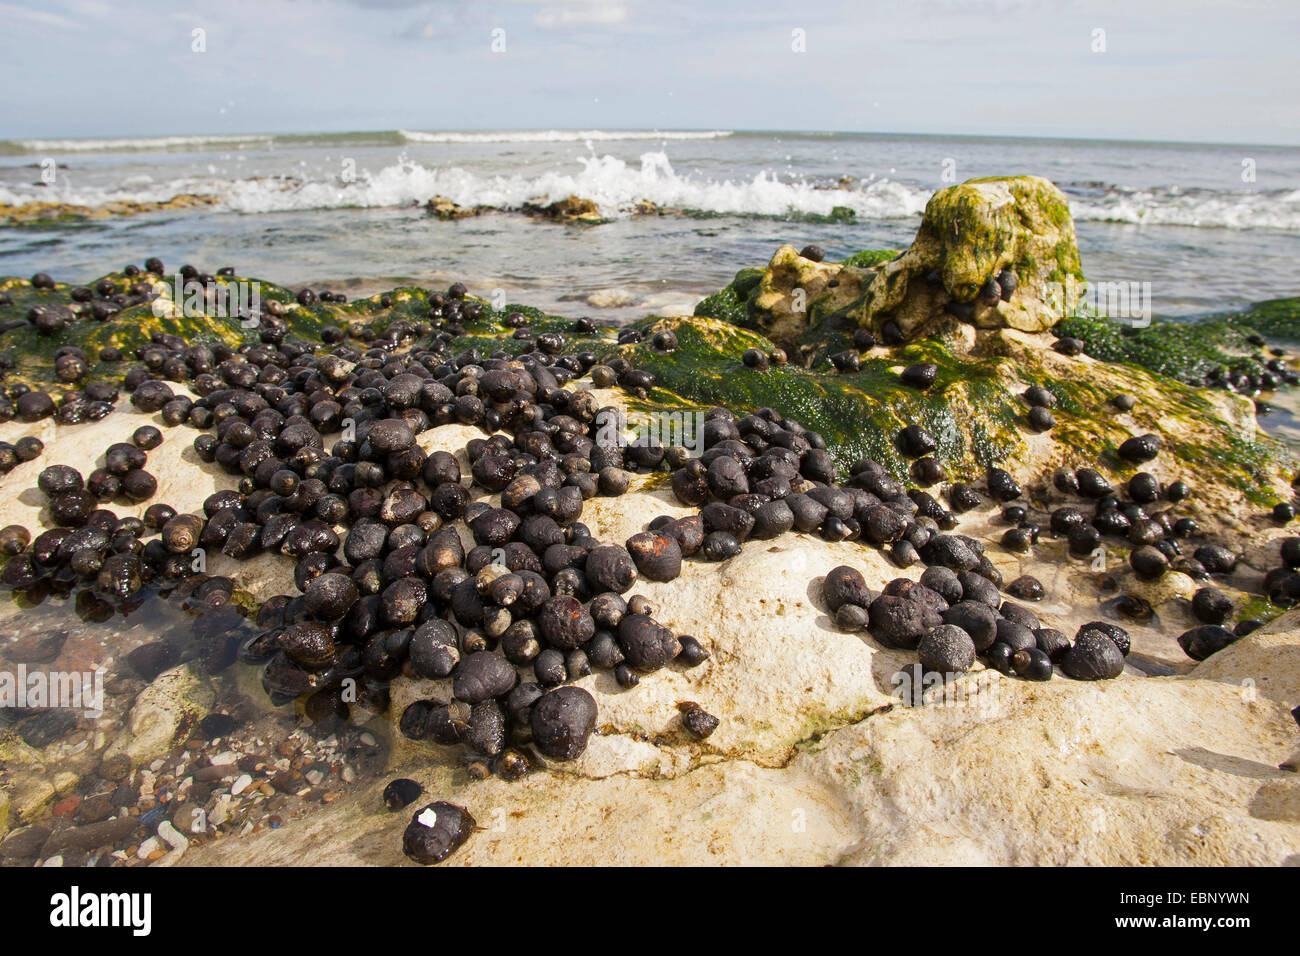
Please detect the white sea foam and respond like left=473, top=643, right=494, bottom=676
left=1069, top=185, right=1300, bottom=230
left=13, top=133, right=272, bottom=153
left=220, top=152, right=930, bottom=219
left=397, top=129, right=734, bottom=144
left=2, top=149, right=1296, bottom=230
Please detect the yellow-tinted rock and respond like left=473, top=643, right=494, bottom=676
left=101, top=665, right=214, bottom=768
left=851, top=176, right=1085, bottom=339
left=748, top=244, right=871, bottom=348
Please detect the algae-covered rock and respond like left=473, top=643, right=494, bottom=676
left=0, top=194, right=218, bottom=227
left=522, top=194, right=605, bottom=224
left=849, top=176, right=1084, bottom=340
left=695, top=250, right=895, bottom=353
left=696, top=176, right=1083, bottom=347
left=746, top=245, right=875, bottom=349
left=100, top=665, right=213, bottom=768
left=424, top=196, right=482, bottom=221
left=1057, top=299, right=1300, bottom=385
left=618, top=314, right=1022, bottom=479
left=615, top=310, right=1294, bottom=507
left=1225, top=297, right=1300, bottom=342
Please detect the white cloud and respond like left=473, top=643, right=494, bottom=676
left=0, top=1, right=82, bottom=29
left=534, top=1, right=629, bottom=28
left=401, top=18, right=439, bottom=39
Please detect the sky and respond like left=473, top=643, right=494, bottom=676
left=1, top=0, right=1297, bottom=145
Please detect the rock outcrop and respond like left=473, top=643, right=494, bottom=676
left=522, top=194, right=605, bottom=224
left=0, top=219, right=1297, bottom=867
left=850, top=175, right=1085, bottom=340
left=179, top=473, right=1300, bottom=866
left=702, top=176, right=1085, bottom=348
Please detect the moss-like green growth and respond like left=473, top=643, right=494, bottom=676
left=0, top=272, right=338, bottom=385
left=2, top=265, right=1293, bottom=509
left=840, top=249, right=900, bottom=269
left=1235, top=595, right=1286, bottom=627
left=618, top=315, right=1024, bottom=480
left=921, top=176, right=1082, bottom=302
left=693, top=281, right=751, bottom=327
left=1222, top=297, right=1300, bottom=342
left=1054, top=312, right=1265, bottom=385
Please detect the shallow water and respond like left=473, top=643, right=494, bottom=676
left=0, top=579, right=389, bottom=865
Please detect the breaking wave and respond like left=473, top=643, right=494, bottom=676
left=1, top=148, right=1296, bottom=230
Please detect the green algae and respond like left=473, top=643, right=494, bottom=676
left=1235, top=595, right=1285, bottom=627
left=1055, top=312, right=1266, bottom=385
left=693, top=282, right=750, bottom=327
left=619, top=315, right=1024, bottom=481
left=840, top=249, right=900, bottom=269
left=2, top=265, right=1293, bottom=507
left=1222, top=297, right=1300, bottom=342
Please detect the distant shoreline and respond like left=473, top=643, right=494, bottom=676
left=4, top=129, right=1299, bottom=155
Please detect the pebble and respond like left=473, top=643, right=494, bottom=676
left=680, top=703, right=720, bottom=739
left=171, top=802, right=205, bottom=835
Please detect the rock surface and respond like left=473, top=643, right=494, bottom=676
left=704, top=176, right=1084, bottom=348
left=100, top=664, right=214, bottom=769
left=182, top=511, right=1300, bottom=866
left=0, top=365, right=1295, bottom=865
left=746, top=244, right=873, bottom=348
left=850, top=176, right=1085, bottom=340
